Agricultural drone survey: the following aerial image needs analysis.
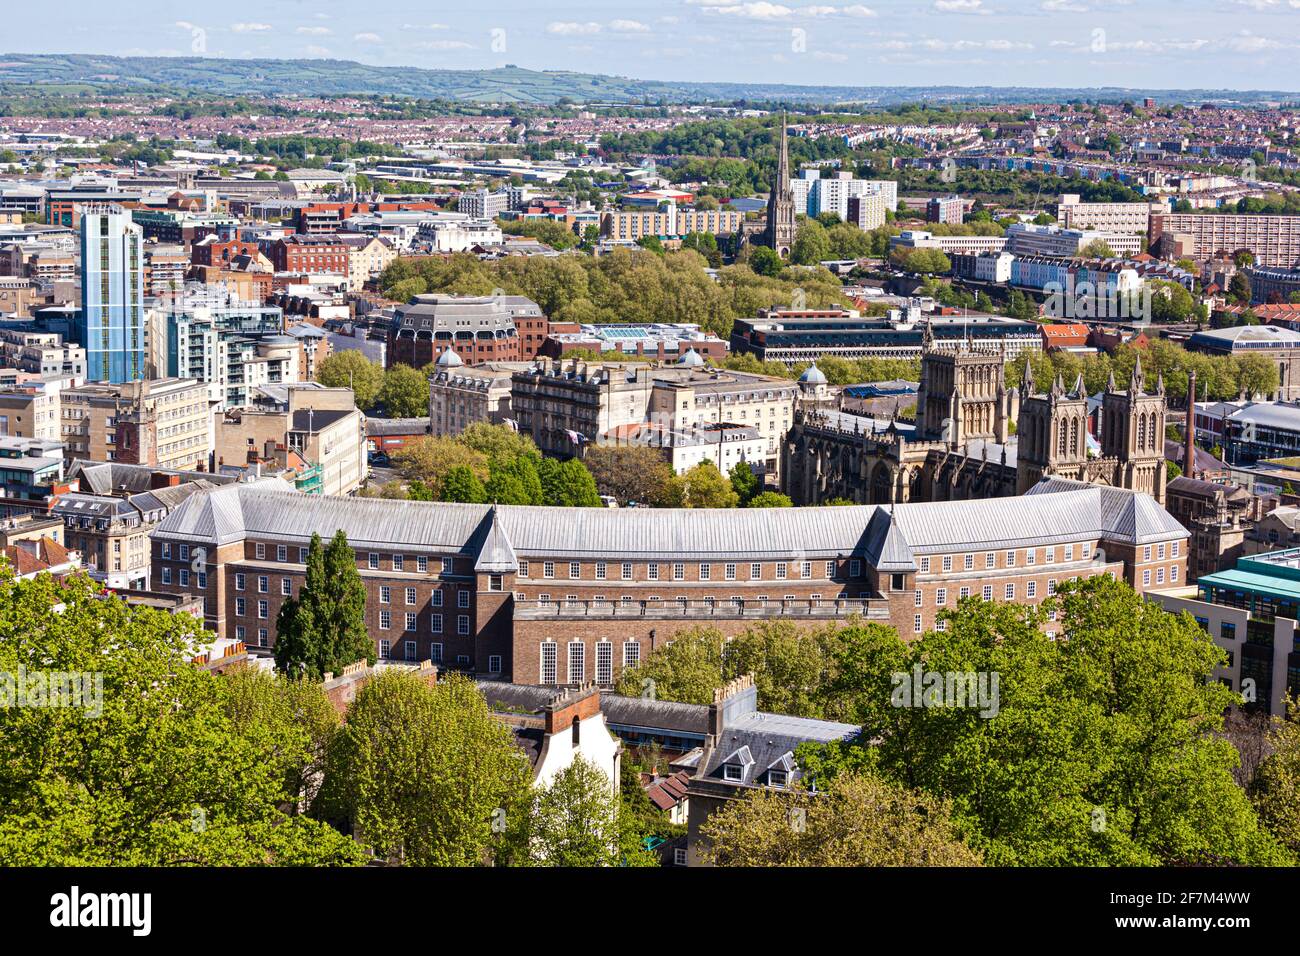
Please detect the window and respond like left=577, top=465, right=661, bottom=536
left=914, top=589, right=922, bottom=607
left=300, top=547, right=309, bottom=563
left=623, top=641, right=641, bottom=668
left=257, top=629, right=267, bottom=648
left=673, top=563, right=685, bottom=581
left=725, top=563, right=737, bottom=581
left=429, top=642, right=444, bottom=662
left=595, top=562, right=607, bottom=580
left=750, top=563, right=762, bottom=580
left=179, top=569, right=190, bottom=587
left=368, top=552, right=379, bottom=570
left=920, top=556, right=930, bottom=572
left=596, top=642, right=613, bottom=683
left=1027, top=581, right=1037, bottom=598
left=825, top=561, right=835, bottom=579
left=942, top=555, right=952, bottom=572
left=850, top=559, right=862, bottom=577
left=257, top=600, right=268, bottom=620
left=1171, top=541, right=1180, bottom=558
left=982, top=585, right=993, bottom=601
left=568, top=642, right=585, bottom=683
left=282, top=578, right=292, bottom=596
left=234, top=625, right=245, bottom=641
left=161, top=567, right=172, bottom=585
left=405, top=587, right=417, bottom=605
left=488, top=655, right=502, bottom=674
left=699, top=563, right=710, bottom=581
left=1171, top=565, right=1179, bottom=582
left=1026, top=550, right=1036, bottom=566
left=379, top=610, right=391, bottom=630
left=235, top=573, right=245, bottom=591
left=1006, top=551, right=1016, bottom=568
left=442, top=558, right=454, bottom=574
left=1142, top=569, right=1151, bottom=586
left=769, top=770, right=788, bottom=789
left=1157, top=543, right=1166, bottom=560
left=1063, top=545, right=1074, bottom=561
left=776, top=562, right=788, bottom=580
left=569, top=561, right=580, bottom=579
left=1048, top=579, right=1057, bottom=596
left=1222, top=622, right=1237, bottom=641
left=890, top=573, right=905, bottom=592
left=235, top=597, right=246, bottom=617
left=964, top=554, right=973, bottom=570
left=457, top=615, right=470, bottom=635
left=458, top=590, right=470, bottom=608
left=622, top=562, right=632, bottom=580
left=379, top=586, right=391, bottom=604
left=1004, top=583, right=1015, bottom=600
left=723, top=764, right=744, bottom=782
left=490, top=574, right=503, bottom=592
left=801, top=561, right=812, bottom=579
left=393, top=555, right=404, bottom=572
left=379, top=639, right=391, bottom=659
left=985, top=552, right=995, bottom=569
left=405, top=613, right=417, bottom=632
left=276, top=545, right=287, bottom=562
left=648, top=563, right=659, bottom=581
left=1143, top=546, right=1152, bottom=562
left=431, top=614, right=443, bottom=633
left=959, top=587, right=970, bottom=599
left=673, top=848, right=687, bottom=867
left=914, top=614, right=923, bottom=634
left=404, top=640, right=417, bottom=661
left=1156, top=567, right=1165, bottom=584
left=252, top=543, right=262, bottom=560
left=257, top=575, right=268, bottom=593
left=936, top=588, right=947, bottom=606
left=161, top=543, right=171, bottom=559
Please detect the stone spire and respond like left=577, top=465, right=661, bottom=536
left=1072, top=372, right=1086, bottom=398
left=1185, top=367, right=1198, bottom=479
left=1131, top=354, right=1145, bottom=394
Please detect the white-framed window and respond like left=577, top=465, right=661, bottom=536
left=418, top=556, right=429, bottom=573
left=1143, top=545, right=1152, bottom=562
left=673, top=563, right=685, bottom=581
left=936, top=588, right=947, bottom=606
left=1171, top=541, right=1180, bottom=558
left=431, top=589, right=443, bottom=607
left=1156, top=567, right=1165, bottom=584
left=252, top=543, right=262, bottom=560
left=276, top=545, right=287, bottom=562
left=393, top=555, right=404, bottom=572
left=623, top=641, right=641, bottom=668
left=490, top=575, right=503, bottom=592
left=567, top=642, right=585, bottom=683
left=648, top=563, right=659, bottom=581
left=596, top=562, right=607, bottom=580
left=235, top=597, right=246, bottom=616
left=442, top=557, right=454, bottom=574
left=596, top=642, right=613, bottom=683
left=1171, top=565, right=1179, bottom=582
left=850, top=559, right=862, bottom=577
left=405, top=613, right=417, bottom=632
left=914, top=614, right=923, bottom=633
left=282, top=578, right=292, bottom=596
left=379, top=586, right=391, bottom=604
left=919, top=556, right=930, bottom=572
left=725, top=563, right=737, bottom=581
left=914, top=589, right=922, bottom=607
left=1157, top=543, right=1166, bottom=560
left=257, top=600, right=268, bottom=619
left=404, top=640, right=417, bottom=661
left=942, top=555, right=952, bottom=572
left=368, top=552, right=379, bottom=570
left=825, top=560, right=835, bottom=579
left=235, top=572, right=245, bottom=591
left=959, top=586, right=970, bottom=599
left=775, top=562, right=788, bottom=580
left=1048, top=579, right=1057, bottom=595
left=161, top=567, right=172, bottom=585
left=179, top=569, right=189, bottom=587
left=299, top=547, right=309, bottom=563
left=406, top=587, right=417, bottom=605
left=257, top=629, right=267, bottom=648
left=379, top=610, right=391, bottom=629
left=964, top=554, right=974, bottom=570
left=257, top=575, right=268, bottom=593
left=1006, top=550, right=1016, bottom=568
left=723, top=764, right=744, bottom=782
left=673, top=848, right=687, bottom=866
left=1063, top=545, right=1074, bottom=561
left=985, top=552, right=995, bottom=569
left=161, top=542, right=171, bottom=559
left=1027, top=581, right=1037, bottom=598
left=379, top=639, right=391, bottom=659
left=458, top=590, right=470, bottom=608
left=234, top=625, right=245, bottom=641
left=488, top=654, right=502, bottom=673
left=1026, top=550, right=1036, bottom=566
left=622, top=562, right=633, bottom=580
left=430, top=642, right=444, bottom=662
left=750, top=562, right=762, bottom=580
left=768, top=770, right=788, bottom=789
left=1143, top=569, right=1151, bottom=586
left=801, top=561, right=811, bottom=579
left=1004, top=583, right=1015, bottom=600
left=569, top=561, right=580, bottom=579
left=983, top=585, right=993, bottom=601
left=430, top=613, right=443, bottom=633
left=457, top=615, right=470, bottom=635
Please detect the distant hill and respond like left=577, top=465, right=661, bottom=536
left=0, top=53, right=1295, bottom=107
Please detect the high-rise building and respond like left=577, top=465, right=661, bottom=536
left=762, top=115, right=797, bottom=258
left=76, top=206, right=145, bottom=383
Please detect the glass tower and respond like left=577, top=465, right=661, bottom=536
left=76, top=207, right=145, bottom=383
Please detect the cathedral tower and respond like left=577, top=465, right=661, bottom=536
left=762, top=113, right=797, bottom=258
left=1101, top=356, right=1167, bottom=504
left=1016, top=362, right=1090, bottom=493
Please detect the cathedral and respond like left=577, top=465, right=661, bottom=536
left=737, top=114, right=798, bottom=258
left=781, top=338, right=1168, bottom=507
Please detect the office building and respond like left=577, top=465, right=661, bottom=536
left=1150, top=212, right=1300, bottom=268
left=1055, top=194, right=1160, bottom=234
left=60, top=378, right=211, bottom=471
left=76, top=206, right=146, bottom=383
left=927, top=195, right=965, bottom=226
left=1005, top=223, right=1143, bottom=258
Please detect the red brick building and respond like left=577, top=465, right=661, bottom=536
left=263, top=236, right=350, bottom=276
left=151, top=478, right=1188, bottom=685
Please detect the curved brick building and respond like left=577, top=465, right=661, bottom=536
left=150, top=477, right=1188, bottom=686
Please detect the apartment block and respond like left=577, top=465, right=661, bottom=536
left=60, top=377, right=211, bottom=471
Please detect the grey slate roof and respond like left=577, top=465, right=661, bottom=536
left=473, top=508, right=519, bottom=573
left=154, top=476, right=1187, bottom=559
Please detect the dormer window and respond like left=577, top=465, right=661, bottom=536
left=768, top=770, right=788, bottom=789
left=723, top=764, right=744, bottom=782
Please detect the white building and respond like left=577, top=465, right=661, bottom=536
left=1005, top=222, right=1142, bottom=258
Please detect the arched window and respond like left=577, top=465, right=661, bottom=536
left=1069, top=417, right=1079, bottom=457
left=571, top=715, right=580, bottom=748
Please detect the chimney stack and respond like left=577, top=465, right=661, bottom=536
left=1185, top=368, right=1198, bottom=479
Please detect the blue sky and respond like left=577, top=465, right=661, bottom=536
left=16, top=0, right=1300, bottom=90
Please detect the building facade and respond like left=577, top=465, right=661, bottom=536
left=60, top=377, right=211, bottom=471
left=76, top=206, right=145, bottom=383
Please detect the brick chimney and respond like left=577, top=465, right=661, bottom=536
left=150, top=471, right=181, bottom=490
left=708, top=673, right=758, bottom=740
left=542, top=680, right=601, bottom=735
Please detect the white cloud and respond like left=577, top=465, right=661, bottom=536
left=935, top=0, right=991, bottom=13
left=354, top=33, right=382, bottom=44
left=416, top=40, right=473, bottom=51
left=230, top=23, right=272, bottom=33
left=610, top=19, right=651, bottom=32
left=296, top=26, right=331, bottom=36
left=841, top=5, right=877, bottom=16
left=547, top=21, right=603, bottom=35
left=702, top=3, right=796, bottom=18
left=813, top=50, right=849, bottom=61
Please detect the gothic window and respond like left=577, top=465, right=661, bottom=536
left=1069, top=417, right=1079, bottom=457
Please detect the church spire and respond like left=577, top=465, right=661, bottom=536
left=1131, top=354, right=1145, bottom=394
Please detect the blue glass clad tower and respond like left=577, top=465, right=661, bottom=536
left=76, top=206, right=145, bottom=383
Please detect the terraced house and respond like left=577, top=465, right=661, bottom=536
left=149, top=476, right=1188, bottom=685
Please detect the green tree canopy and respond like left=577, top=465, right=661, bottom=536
left=665, top=461, right=739, bottom=508
left=377, top=363, right=430, bottom=419
left=274, top=531, right=372, bottom=681
left=316, top=350, right=385, bottom=410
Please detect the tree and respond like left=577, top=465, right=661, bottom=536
left=484, top=456, right=544, bottom=506
left=320, top=672, right=533, bottom=866
left=458, top=422, right=540, bottom=466
left=665, top=461, right=739, bottom=508
left=441, top=465, right=487, bottom=503
left=729, top=460, right=759, bottom=505
left=791, top=219, right=831, bottom=266
left=377, top=364, right=430, bottom=418
left=0, top=571, right=363, bottom=866
left=1236, top=353, right=1279, bottom=397
left=614, top=626, right=725, bottom=704
left=538, top=457, right=602, bottom=507
left=317, top=351, right=385, bottom=410
left=750, top=246, right=784, bottom=277
left=806, top=576, right=1293, bottom=866
left=747, top=491, right=793, bottom=508
left=1229, top=271, right=1253, bottom=304
left=582, top=445, right=676, bottom=506
left=1079, top=239, right=1116, bottom=259
left=636, top=235, right=665, bottom=255
left=274, top=531, right=372, bottom=682
left=530, top=757, right=646, bottom=866
left=392, top=436, right=489, bottom=493
left=1251, top=699, right=1300, bottom=857
left=701, top=772, right=982, bottom=867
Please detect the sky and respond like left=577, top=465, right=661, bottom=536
left=15, top=0, right=1300, bottom=91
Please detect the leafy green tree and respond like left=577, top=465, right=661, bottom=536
left=747, top=491, right=793, bottom=508
left=392, top=436, right=489, bottom=493
left=729, top=461, right=759, bottom=505
left=665, top=461, right=739, bottom=508
left=1251, top=699, right=1300, bottom=857
left=539, top=458, right=602, bottom=507
left=441, top=465, right=487, bottom=503
left=274, top=531, right=372, bottom=681
left=1229, top=271, right=1253, bottom=304
left=485, top=456, right=544, bottom=505
left=377, top=363, right=430, bottom=418
left=582, top=445, right=677, bottom=506
left=701, top=772, right=981, bottom=867
left=459, top=422, right=541, bottom=466
left=0, top=571, right=362, bottom=866
left=614, top=626, right=725, bottom=704
left=807, top=576, right=1293, bottom=866
left=531, top=757, right=652, bottom=866
left=636, top=235, right=665, bottom=255
left=320, top=672, right=533, bottom=866
left=1079, top=239, right=1116, bottom=259
left=317, top=350, right=385, bottom=410
left=791, top=219, right=831, bottom=265
left=750, top=246, right=784, bottom=277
